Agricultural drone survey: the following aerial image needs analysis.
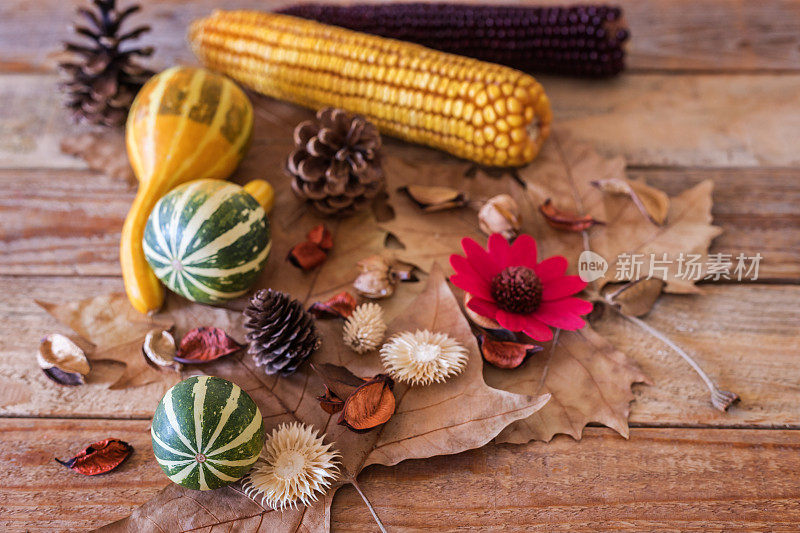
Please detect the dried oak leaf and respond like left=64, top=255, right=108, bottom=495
left=36, top=294, right=178, bottom=390
left=605, top=278, right=666, bottom=317
left=99, top=264, right=549, bottom=532
left=174, top=326, right=242, bottom=364
left=399, top=184, right=468, bottom=212
left=56, top=438, right=132, bottom=476
left=539, top=198, right=605, bottom=232
left=309, top=292, right=358, bottom=319
left=593, top=177, right=670, bottom=226
left=60, top=131, right=136, bottom=185
left=519, top=128, right=723, bottom=294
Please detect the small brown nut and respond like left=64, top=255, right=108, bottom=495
left=353, top=255, right=396, bottom=299
left=478, top=194, right=521, bottom=240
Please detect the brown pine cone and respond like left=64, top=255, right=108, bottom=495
left=58, top=0, right=155, bottom=127
left=287, top=107, right=385, bottom=216
left=244, top=289, right=320, bottom=376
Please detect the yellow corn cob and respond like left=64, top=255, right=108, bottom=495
left=189, top=10, right=552, bottom=167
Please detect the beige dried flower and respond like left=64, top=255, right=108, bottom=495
left=242, top=422, right=340, bottom=511
left=478, top=194, right=521, bottom=240
left=343, top=303, right=387, bottom=353
left=380, top=330, right=468, bottom=386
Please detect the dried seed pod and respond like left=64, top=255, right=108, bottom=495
left=353, top=255, right=396, bottom=299
left=142, top=329, right=178, bottom=368
left=38, top=333, right=90, bottom=386
left=539, top=198, right=604, bottom=232
left=308, top=291, right=357, bottom=319
left=339, top=374, right=395, bottom=431
left=399, top=184, right=468, bottom=212
left=56, top=438, right=133, bottom=476
left=343, top=303, right=387, bottom=353
left=479, top=194, right=521, bottom=240
left=380, top=330, right=468, bottom=386
left=241, top=422, right=340, bottom=510
left=479, top=335, right=543, bottom=369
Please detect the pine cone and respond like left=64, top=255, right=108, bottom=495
left=244, top=289, right=320, bottom=375
left=287, top=107, right=385, bottom=216
left=59, top=0, right=155, bottom=127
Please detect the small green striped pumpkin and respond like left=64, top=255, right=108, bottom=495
left=151, top=376, right=265, bottom=490
left=143, top=179, right=271, bottom=304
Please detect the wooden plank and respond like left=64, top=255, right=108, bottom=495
left=2, top=420, right=799, bottom=531
left=4, top=72, right=800, bottom=170
left=1, top=276, right=799, bottom=429
left=3, top=166, right=798, bottom=279
left=1, top=0, right=799, bottom=73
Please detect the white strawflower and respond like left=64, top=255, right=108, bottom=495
left=380, top=330, right=468, bottom=386
left=343, top=303, right=387, bottom=353
left=241, top=422, right=340, bottom=511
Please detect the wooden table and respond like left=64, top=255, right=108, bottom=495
left=2, top=1, right=799, bottom=531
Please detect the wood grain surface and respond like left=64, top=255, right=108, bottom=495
left=1, top=0, right=799, bottom=531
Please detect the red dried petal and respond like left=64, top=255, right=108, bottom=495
left=56, top=438, right=132, bottom=476
left=479, top=335, right=544, bottom=369
left=307, top=224, right=333, bottom=251
left=174, top=327, right=242, bottom=364
left=539, top=199, right=604, bottom=232
left=288, top=241, right=328, bottom=270
left=308, top=291, right=357, bottom=319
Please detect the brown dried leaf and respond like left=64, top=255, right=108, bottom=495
left=399, top=184, right=468, bottom=212
left=174, top=326, right=242, bottom=364
left=539, top=198, right=605, bottom=232
left=311, top=362, right=366, bottom=400
left=60, top=131, right=136, bottom=185
left=309, top=292, right=358, bottom=319
left=606, top=278, right=666, bottom=317
left=36, top=294, right=178, bottom=390
left=593, top=177, right=670, bottom=226
left=101, top=265, right=549, bottom=532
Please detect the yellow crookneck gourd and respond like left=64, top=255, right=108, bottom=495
left=123, top=66, right=254, bottom=314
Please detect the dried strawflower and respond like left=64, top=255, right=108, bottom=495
left=478, top=194, right=521, bottom=240
left=38, top=333, right=90, bottom=386
left=539, top=199, right=604, bottom=232
left=380, top=330, right=468, bottom=386
left=450, top=234, right=593, bottom=341
left=343, top=303, right=387, bottom=353
left=142, top=329, right=178, bottom=368
left=242, top=422, right=340, bottom=511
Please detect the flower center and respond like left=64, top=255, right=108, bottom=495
left=491, top=266, right=543, bottom=314
left=273, top=450, right=306, bottom=481
left=413, top=342, right=441, bottom=363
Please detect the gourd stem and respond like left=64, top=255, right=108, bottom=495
left=350, top=478, right=388, bottom=533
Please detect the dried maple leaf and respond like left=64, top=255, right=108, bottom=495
left=99, top=264, right=549, bottom=532
left=518, top=128, right=723, bottom=294
left=60, top=131, right=136, bottom=185
left=36, top=293, right=178, bottom=390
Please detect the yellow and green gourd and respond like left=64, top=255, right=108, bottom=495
left=143, top=179, right=272, bottom=304
left=122, top=66, right=254, bottom=314
left=151, top=376, right=265, bottom=490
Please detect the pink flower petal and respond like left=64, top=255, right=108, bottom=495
left=450, top=255, right=493, bottom=299
left=508, top=234, right=538, bottom=269
left=522, top=316, right=554, bottom=341
left=487, top=233, right=511, bottom=266
left=533, top=298, right=594, bottom=330
left=467, top=297, right=500, bottom=321
left=533, top=310, right=587, bottom=330
left=496, top=310, right=530, bottom=332
left=542, top=297, right=595, bottom=316
left=542, top=275, right=587, bottom=301
left=462, top=238, right=501, bottom=279
left=534, top=256, right=568, bottom=283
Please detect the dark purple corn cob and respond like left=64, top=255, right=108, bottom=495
left=277, top=3, right=629, bottom=77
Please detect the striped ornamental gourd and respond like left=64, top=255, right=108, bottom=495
left=122, top=66, right=254, bottom=315
left=151, top=376, right=265, bottom=491
left=143, top=179, right=271, bottom=305
left=189, top=10, right=551, bottom=167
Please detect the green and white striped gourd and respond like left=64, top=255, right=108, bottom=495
left=143, top=179, right=271, bottom=304
left=151, top=375, right=265, bottom=490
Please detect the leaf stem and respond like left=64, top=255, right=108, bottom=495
left=350, top=478, right=388, bottom=533
left=612, top=307, right=739, bottom=411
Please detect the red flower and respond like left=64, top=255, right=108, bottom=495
left=450, top=234, right=592, bottom=341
